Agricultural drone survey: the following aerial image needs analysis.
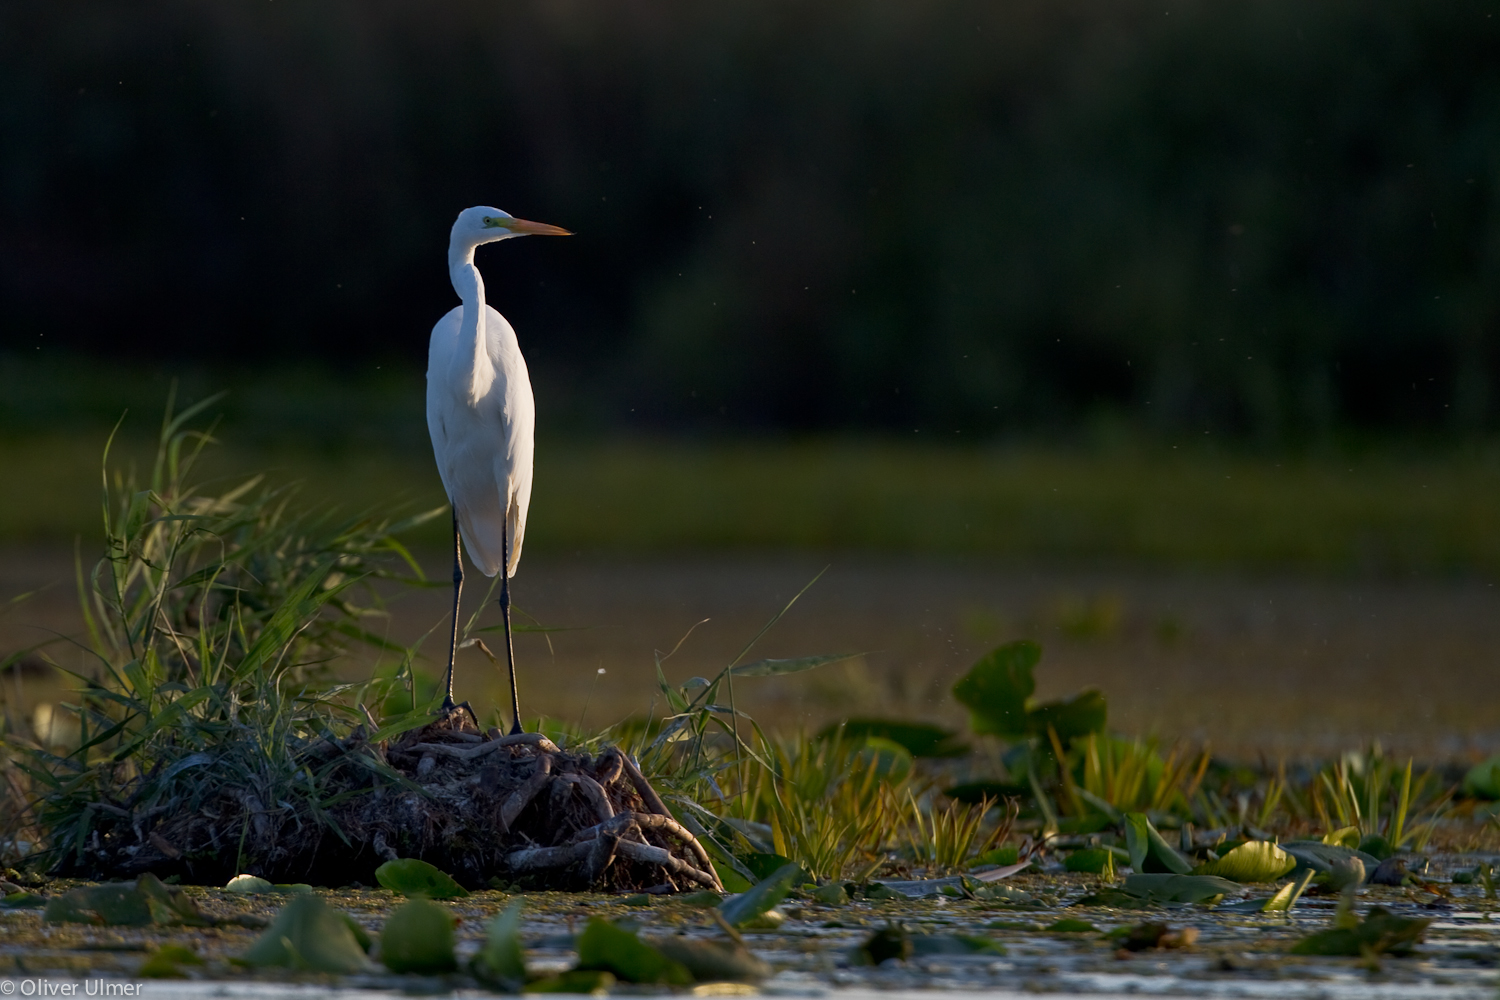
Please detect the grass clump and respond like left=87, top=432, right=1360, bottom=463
left=12, top=397, right=439, bottom=879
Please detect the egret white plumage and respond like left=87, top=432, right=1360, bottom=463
left=427, top=206, right=571, bottom=732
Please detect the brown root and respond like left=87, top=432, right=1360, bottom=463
left=55, top=718, right=723, bottom=894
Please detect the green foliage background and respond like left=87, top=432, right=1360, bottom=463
left=3, top=0, right=1498, bottom=439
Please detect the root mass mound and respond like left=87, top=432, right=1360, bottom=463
left=62, top=716, right=722, bottom=893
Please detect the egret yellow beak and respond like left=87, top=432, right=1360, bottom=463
left=490, top=217, right=573, bottom=236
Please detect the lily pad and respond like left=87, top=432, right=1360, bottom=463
left=1290, top=906, right=1430, bottom=956
left=720, top=861, right=800, bottom=927
left=952, top=640, right=1040, bottom=737
left=138, top=944, right=203, bottom=979
left=910, top=934, right=1006, bottom=955
left=1122, top=873, right=1241, bottom=904
left=1192, top=841, right=1296, bottom=882
left=822, top=718, right=970, bottom=758
left=224, top=875, right=274, bottom=894
left=812, top=883, right=849, bottom=905
left=381, top=897, right=458, bottom=974
left=374, top=858, right=469, bottom=899
left=1046, top=919, right=1099, bottom=933
left=654, top=936, right=771, bottom=981
left=239, top=894, right=373, bottom=974
left=576, top=918, right=692, bottom=985
left=1065, top=848, right=1115, bottom=874
left=45, top=874, right=208, bottom=927
left=1281, top=840, right=1381, bottom=876
left=1124, top=813, right=1193, bottom=875
left=1026, top=688, right=1108, bottom=744
left=524, top=970, right=616, bottom=994
left=1463, top=756, right=1500, bottom=799
left=472, top=900, right=526, bottom=990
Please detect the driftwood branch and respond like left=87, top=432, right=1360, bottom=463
left=499, top=755, right=554, bottom=831
left=559, top=772, right=616, bottom=823
left=621, top=754, right=671, bottom=816
left=411, top=732, right=561, bottom=761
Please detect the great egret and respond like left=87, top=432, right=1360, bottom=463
left=427, top=206, right=571, bottom=732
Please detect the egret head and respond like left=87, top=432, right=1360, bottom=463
left=450, top=206, right=571, bottom=259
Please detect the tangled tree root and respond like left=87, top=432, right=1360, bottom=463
left=58, top=714, right=722, bottom=894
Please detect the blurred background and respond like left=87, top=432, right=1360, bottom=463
left=3, top=0, right=1500, bottom=757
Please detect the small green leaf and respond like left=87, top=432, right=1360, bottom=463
left=1282, top=840, right=1381, bottom=875
left=524, top=970, right=616, bottom=994
left=471, top=900, right=525, bottom=988
left=239, top=895, right=372, bottom=974
left=138, top=944, right=203, bottom=979
left=951, top=640, right=1040, bottom=737
left=1263, top=869, right=1316, bottom=911
left=1124, top=813, right=1193, bottom=875
left=812, top=883, right=849, bottom=905
left=1322, top=826, right=1361, bottom=848
left=45, top=883, right=152, bottom=926
left=576, top=918, right=691, bottom=985
left=381, top=897, right=458, bottom=974
left=1463, top=756, right=1500, bottom=799
left=1192, top=841, right=1296, bottom=882
left=375, top=858, right=469, bottom=899
left=910, top=934, right=1006, bottom=955
left=1046, top=919, right=1099, bottom=933
left=1026, top=689, right=1107, bottom=744
left=1064, top=848, right=1114, bottom=874
left=1290, top=907, right=1430, bottom=956
left=820, top=719, right=970, bottom=758
left=720, top=862, right=801, bottom=927
left=653, top=937, right=771, bottom=981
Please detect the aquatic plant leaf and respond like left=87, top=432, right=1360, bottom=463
left=136, top=873, right=214, bottom=927
left=740, top=853, right=800, bottom=881
left=1290, top=906, right=1430, bottom=956
left=1123, top=873, right=1241, bottom=904
left=1065, top=848, right=1114, bottom=874
left=239, top=895, right=373, bottom=974
left=523, top=970, right=616, bottom=994
left=44, top=882, right=152, bottom=926
left=1282, top=840, right=1381, bottom=875
left=821, top=719, right=970, bottom=758
left=472, top=898, right=526, bottom=989
left=1, top=892, right=45, bottom=909
left=1046, top=919, right=1099, bottom=933
left=1322, top=826, right=1361, bottom=848
left=910, top=934, right=1006, bottom=955
left=973, top=846, right=1020, bottom=867
left=674, top=890, right=724, bottom=908
left=812, top=883, right=849, bottom=905
left=1124, top=813, right=1193, bottom=875
left=381, top=897, right=458, bottom=974
left=711, top=862, right=753, bottom=894
left=375, top=858, right=469, bottom=899
left=1026, top=689, right=1107, bottom=744
left=576, top=918, right=691, bottom=985
left=137, top=943, right=203, bottom=979
left=224, top=875, right=274, bottom=894
left=858, top=737, right=915, bottom=781
left=1217, top=869, right=1316, bottom=913
left=720, top=861, right=801, bottom=927
left=654, top=936, right=771, bottom=981
left=951, top=640, right=1039, bottom=737
left=730, top=653, right=859, bottom=676
left=1192, top=841, right=1296, bottom=882
left=1462, top=756, right=1500, bottom=799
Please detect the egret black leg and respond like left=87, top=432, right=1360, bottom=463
left=500, top=503, right=522, bottom=734
left=442, top=505, right=463, bottom=712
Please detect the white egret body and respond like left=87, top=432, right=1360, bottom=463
left=427, top=206, right=570, bottom=729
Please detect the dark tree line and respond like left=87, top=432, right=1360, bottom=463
left=3, top=0, right=1498, bottom=440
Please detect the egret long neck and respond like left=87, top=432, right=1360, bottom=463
left=448, top=248, right=494, bottom=402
